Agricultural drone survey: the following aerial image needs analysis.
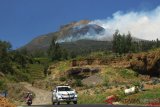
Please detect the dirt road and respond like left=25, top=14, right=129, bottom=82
left=20, top=82, right=52, bottom=105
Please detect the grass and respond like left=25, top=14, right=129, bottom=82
left=122, top=88, right=160, bottom=105
left=57, top=61, right=70, bottom=72
left=137, top=88, right=160, bottom=99
left=78, top=93, right=107, bottom=104
left=28, top=64, right=45, bottom=80
left=87, top=51, right=114, bottom=59
left=34, top=57, right=50, bottom=64
left=78, top=87, right=160, bottom=105
left=101, top=67, right=140, bottom=87
left=0, top=80, right=7, bottom=91
left=5, top=62, right=46, bottom=83
left=78, top=88, right=126, bottom=104
left=119, top=69, right=138, bottom=79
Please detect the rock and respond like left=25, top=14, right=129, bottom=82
left=130, top=50, right=160, bottom=76
left=0, top=72, right=5, bottom=77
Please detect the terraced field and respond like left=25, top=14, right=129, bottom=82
left=28, top=64, right=45, bottom=80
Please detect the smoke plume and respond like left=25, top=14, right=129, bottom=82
left=90, top=6, right=160, bottom=41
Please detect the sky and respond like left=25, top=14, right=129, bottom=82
left=0, top=0, right=160, bottom=49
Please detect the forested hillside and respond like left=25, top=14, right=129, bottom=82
left=0, top=40, right=47, bottom=91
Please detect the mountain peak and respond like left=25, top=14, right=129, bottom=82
left=60, top=20, right=90, bottom=31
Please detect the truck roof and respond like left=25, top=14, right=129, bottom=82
left=56, top=86, right=70, bottom=88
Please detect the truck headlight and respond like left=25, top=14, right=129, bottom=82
left=74, top=94, right=78, bottom=98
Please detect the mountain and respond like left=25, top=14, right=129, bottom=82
left=57, top=23, right=105, bottom=42
left=21, top=20, right=111, bottom=53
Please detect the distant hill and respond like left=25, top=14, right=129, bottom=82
left=20, top=20, right=112, bottom=54
left=60, top=39, right=112, bottom=56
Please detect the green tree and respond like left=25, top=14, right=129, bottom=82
left=112, top=30, right=119, bottom=53
left=0, top=40, right=13, bottom=74
left=61, top=48, right=68, bottom=60
left=126, top=32, right=132, bottom=53
left=48, top=37, right=68, bottom=61
left=112, top=30, right=133, bottom=54
left=156, top=38, right=160, bottom=48
left=13, top=51, right=29, bottom=68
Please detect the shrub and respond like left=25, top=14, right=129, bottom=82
left=119, top=69, right=137, bottom=78
left=132, top=81, right=140, bottom=86
left=9, top=70, right=32, bottom=82
left=59, top=77, right=66, bottom=82
left=103, top=76, right=109, bottom=87
left=0, top=80, right=7, bottom=90
left=75, top=79, right=83, bottom=87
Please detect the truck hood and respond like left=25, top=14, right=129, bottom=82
left=58, top=91, right=76, bottom=95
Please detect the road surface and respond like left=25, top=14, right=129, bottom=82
left=20, top=82, right=52, bottom=105
left=18, top=104, right=148, bottom=107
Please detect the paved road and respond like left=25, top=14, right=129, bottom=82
left=18, top=104, right=148, bottom=107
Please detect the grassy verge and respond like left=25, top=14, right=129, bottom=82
left=78, top=93, right=107, bottom=104
left=135, top=88, right=160, bottom=100
left=122, top=88, right=160, bottom=105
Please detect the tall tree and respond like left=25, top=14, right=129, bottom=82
left=112, top=30, right=133, bottom=54
left=156, top=38, right=160, bottom=48
left=126, top=32, right=132, bottom=53
left=0, top=40, right=13, bottom=74
left=112, top=30, right=119, bottom=53
left=48, top=37, right=68, bottom=61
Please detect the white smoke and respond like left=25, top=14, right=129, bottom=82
left=90, top=6, right=160, bottom=40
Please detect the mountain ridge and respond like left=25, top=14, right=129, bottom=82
left=21, top=20, right=111, bottom=53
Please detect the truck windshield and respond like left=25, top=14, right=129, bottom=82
left=58, top=87, right=73, bottom=91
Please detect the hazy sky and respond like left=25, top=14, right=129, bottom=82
left=0, top=0, right=160, bottom=49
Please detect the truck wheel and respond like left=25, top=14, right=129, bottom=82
left=52, top=98, right=55, bottom=105
left=73, top=101, right=77, bottom=104
left=52, top=102, right=55, bottom=105
left=67, top=101, right=70, bottom=104
left=56, top=97, right=60, bottom=105
left=57, top=101, right=60, bottom=105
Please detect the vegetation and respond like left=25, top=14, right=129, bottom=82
left=48, top=37, right=69, bottom=61
left=78, top=93, right=107, bottom=104
left=112, top=30, right=132, bottom=54
left=75, top=79, right=83, bottom=87
left=1, top=29, right=160, bottom=105
left=112, top=30, right=160, bottom=55
left=59, top=77, right=66, bottom=82
left=137, top=88, right=160, bottom=99
left=61, top=40, right=112, bottom=58
left=0, top=41, right=13, bottom=74
left=0, top=40, right=47, bottom=83
left=0, top=80, right=7, bottom=90
left=123, top=88, right=160, bottom=104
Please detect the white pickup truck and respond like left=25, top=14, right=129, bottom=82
left=52, top=86, right=78, bottom=105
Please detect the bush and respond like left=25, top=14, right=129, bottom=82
left=75, top=79, right=83, bottom=87
left=59, top=77, right=66, bottom=82
left=132, top=81, right=140, bottom=86
left=0, top=80, right=7, bottom=90
left=119, top=69, right=137, bottom=78
left=8, top=70, right=32, bottom=82
left=103, top=76, right=109, bottom=87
